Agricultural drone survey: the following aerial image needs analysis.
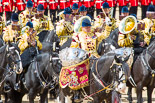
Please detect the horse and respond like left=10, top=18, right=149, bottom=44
left=97, top=28, right=120, bottom=56
left=126, top=39, right=155, bottom=103
left=58, top=48, right=130, bottom=103
left=5, top=51, right=62, bottom=103
left=0, top=43, right=22, bottom=103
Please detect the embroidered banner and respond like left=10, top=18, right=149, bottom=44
left=59, top=59, right=89, bottom=90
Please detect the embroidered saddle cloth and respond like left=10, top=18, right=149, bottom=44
left=59, top=48, right=89, bottom=90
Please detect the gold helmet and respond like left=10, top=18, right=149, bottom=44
left=74, top=16, right=91, bottom=33
left=119, top=15, right=137, bottom=34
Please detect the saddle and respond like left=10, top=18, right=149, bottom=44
left=21, top=47, right=37, bottom=68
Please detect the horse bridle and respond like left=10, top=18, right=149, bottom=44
left=35, top=53, right=60, bottom=88
left=7, top=47, right=22, bottom=73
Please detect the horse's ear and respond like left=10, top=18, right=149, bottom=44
left=114, top=55, right=121, bottom=63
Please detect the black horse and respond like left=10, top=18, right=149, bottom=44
left=0, top=43, right=22, bottom=103
left=59, top=50, right=129, bottom=103
left=5, top=52, right=61, bottom=103
left=126, top=39, right=155, bottom=103
left=97, top=28, right=120, bottom=56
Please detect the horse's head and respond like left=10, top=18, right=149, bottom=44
left=146, top=39, right=155, bottom=69
left=49, top=52, right=62, bottom=76
left=112, top=56, right=129, bottom=94
left=7, top=43, right=23, bottom=74
left=147, top=39, right=155, bottom=56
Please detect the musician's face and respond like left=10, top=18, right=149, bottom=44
left=37, top=10, right=44, bottom=15
left=80, top=11, right=87, bottom=16
left=121, top=13, right=129, bottom=16
left=82, top=26, right=91, bottom=33
left=27, top=7, right=33, bottom=12
left=72, top=9, right=79, bottom=13
left=12, top=21, right=18, bottom=25
left=29, top=28, right=33, bottom=33
left=103, top=8, right=110, bottom=14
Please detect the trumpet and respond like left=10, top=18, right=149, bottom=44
left=63, top=22, right=73, bottom=33
left=40, top=17, right=48, bottom=28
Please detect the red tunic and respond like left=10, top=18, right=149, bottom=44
left=117, top=0, right=127, bottom=6
left=0, top=1, right=3, bottom=13
left=15, top=0, right=26, bottom=11
left=3, top=0, right=14, bottom=12
left=59, top=0, right=67, bottom=9
left=83, top=0, right=91, bottom=8
left=129, top=0, right=138, bottom=6
left=139, top=0, right=151, bottom=6
left=48, top=0, right=58, bottom=10
left=95, top=0, right=104, bottom=9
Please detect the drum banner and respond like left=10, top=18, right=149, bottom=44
left=59, top=59, right=89, bottom=90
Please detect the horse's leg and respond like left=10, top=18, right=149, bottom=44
left=127, top=87, right=133, bottom=103
left=136, top=83, right=143, bottom=103
left=4, top=93, right=8, bottom=103
left=28, top=89, right=36, bottom=103
left=40, top=89, right=48, bottom=103
left=147, top=85, right=154, bottom=103
left=59, top=90, right=65, bottom=103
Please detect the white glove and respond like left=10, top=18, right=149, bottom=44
left=4, top=2, right=9, bottom=5
left=105, top=17, right=112, bottom=26
left=138, top=2, right=141, bottom=6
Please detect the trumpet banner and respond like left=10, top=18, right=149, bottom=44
left=59, top=59, right=89, bottom=90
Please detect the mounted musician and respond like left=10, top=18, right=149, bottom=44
left=71, top=16, right=112, bottom=58
left=18, top=21, right=42, bottom=54
left=15, top=21, right=42, bottom=91
left=93, top=2, right=116, bottom=34
left=118, top=15, right=150, bottom=64
left=3, top=13, right=22, bottom=43
left=56, top=7, right=74, bottom=46
left=143, top=5, right=155, bottom=43
left=32, top=4, right=54, bottom=34
left=19, top=0, right=35, bottom=27
left=59, top=15, right=112, bottom=102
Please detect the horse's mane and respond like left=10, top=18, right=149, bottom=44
left=147, top=39, right=155, bottom=52
left=43, top=30, right=55, bottom=43
left=36, top=53, right=50, bottom=62
left=98, top=51, right=116, bottom=68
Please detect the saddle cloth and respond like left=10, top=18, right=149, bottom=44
left=59, top=59, right=89, bottom=90
left=59, top=48, right=89, bottom=90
